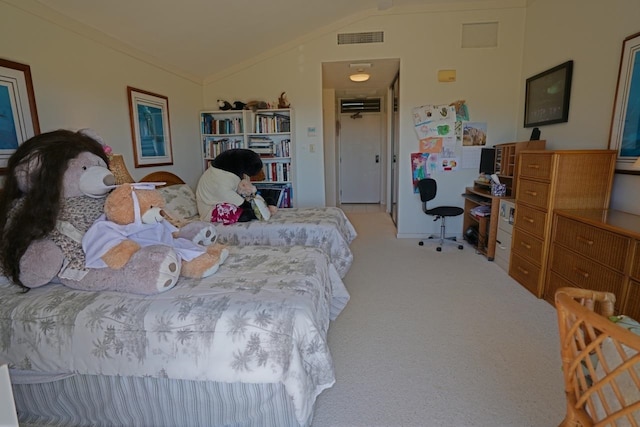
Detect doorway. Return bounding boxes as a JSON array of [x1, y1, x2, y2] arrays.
[[321, 58, 399, 213], [339, 103, 383, 203]]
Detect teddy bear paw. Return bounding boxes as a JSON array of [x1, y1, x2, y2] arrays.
[[155, 249, 181, 291], [177, 222, 218, 246], [192, 225, 217, 246]]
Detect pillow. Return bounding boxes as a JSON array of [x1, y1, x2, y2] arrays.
[[610, 315, 640, 335], [158, 184, 198, 220], [588, 315, 640, 425]]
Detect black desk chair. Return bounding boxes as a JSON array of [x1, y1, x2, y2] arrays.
[[417, 178, 464, 252]]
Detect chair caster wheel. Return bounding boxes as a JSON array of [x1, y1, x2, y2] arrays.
[[418, 241, 424, 246], [458, 245, 464, 250], [436, 247, 442, 252]]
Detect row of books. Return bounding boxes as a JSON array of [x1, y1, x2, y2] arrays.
[[202, 115, 243, 135], [255, 183, 293, 208], [248, 137, 291, 157], [202, 137, 242, 158], [254, 113, 290, 133], [262, 160, 291, 182]]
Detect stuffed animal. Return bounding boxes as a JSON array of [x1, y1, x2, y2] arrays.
[[236, 175, 272, 221], [244, 100, 269, 112], [278, 92, 290, 109], [84, 184, 229, 282], [232, 101, 246, 110], [195, 148, 277, 223], [0, 129, 224, 295], [217, 99, 232, 110]]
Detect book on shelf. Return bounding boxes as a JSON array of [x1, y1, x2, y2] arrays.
[[202, 137, 242, 158], [202, 114, 243, 135], [252, 147, 275, 155], [255, 182, 293, 208], [254, 113, 291, 133]]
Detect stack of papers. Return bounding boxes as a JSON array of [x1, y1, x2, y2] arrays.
[[470, 205, 491, 217]]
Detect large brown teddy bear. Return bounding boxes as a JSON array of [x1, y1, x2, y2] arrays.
[[84, 183, 228, 281]]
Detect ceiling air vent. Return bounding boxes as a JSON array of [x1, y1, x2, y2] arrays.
[[337, 31, 384, 45]]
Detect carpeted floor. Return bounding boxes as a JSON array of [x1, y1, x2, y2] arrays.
[[311, 211, 566, 427]]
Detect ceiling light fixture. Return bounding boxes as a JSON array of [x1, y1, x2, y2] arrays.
[[349, 71, 370, 82], [349, 63, 371, 83]]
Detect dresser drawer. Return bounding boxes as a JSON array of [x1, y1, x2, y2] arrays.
[[554, 215, 630, 272], [514, 204, 547, 239], [545, 271, 623, 313], [511, 228, 544, 265], [549, 244, 625, 293], [516, 179, 551, 210], [519, 153, 553, 180], [510, 252, 542, 297], [632, 241, 640, 281]]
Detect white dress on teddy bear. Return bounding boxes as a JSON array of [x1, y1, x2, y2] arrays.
[[84, 189, 206, 268]]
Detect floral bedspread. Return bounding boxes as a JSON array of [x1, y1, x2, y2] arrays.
[[215, 207, 357, 278], [0, 245, 350, 425]]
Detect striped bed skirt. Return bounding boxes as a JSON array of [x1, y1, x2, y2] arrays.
[[13, 374, 307, 427]]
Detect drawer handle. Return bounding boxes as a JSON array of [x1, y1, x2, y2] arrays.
[[576, 235, 594, 246], [527, 164, 540, 169], [517, 266, 529, 275], [519, 241, 532, 250], [523, 216, 535, 223], [573, 268, 589, 279], [525, 190, 538, 197]]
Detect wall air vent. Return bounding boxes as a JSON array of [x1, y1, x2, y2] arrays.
[[340, 98, 381, 113], [337, 31, 384, 45]]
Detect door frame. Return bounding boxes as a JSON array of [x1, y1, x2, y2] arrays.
[[337, 98, 387, 205]]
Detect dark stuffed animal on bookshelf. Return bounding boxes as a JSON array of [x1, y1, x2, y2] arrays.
[[217, 99, 232, 111], [232, 101, 246, 110]]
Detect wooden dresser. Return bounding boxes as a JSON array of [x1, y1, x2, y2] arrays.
[[509, 150, 616, 298], [545, 209, 640, 318]]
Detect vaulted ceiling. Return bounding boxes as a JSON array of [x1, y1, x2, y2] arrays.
[[8, 0, 524, 95]]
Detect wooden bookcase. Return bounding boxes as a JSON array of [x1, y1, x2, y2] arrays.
[[199, 108, 294, 207]]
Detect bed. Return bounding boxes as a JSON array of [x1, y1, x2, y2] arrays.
[[2, 244, 350, 426], [141, 171, 357, 278]]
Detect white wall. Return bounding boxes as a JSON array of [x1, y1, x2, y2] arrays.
[[6, 0, 636, 228], [204, 2, 527, 237], [0, 2, 204, 188], [519, 0, 640, 215]]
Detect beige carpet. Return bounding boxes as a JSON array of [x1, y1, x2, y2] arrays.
[[311, 211, 565, 427]]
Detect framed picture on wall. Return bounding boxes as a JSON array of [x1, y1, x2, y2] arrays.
[[608, 31, 640, 174], [0, 58, 40, 174], [524, 60, 573, 128], [127, 86, 173, 167]]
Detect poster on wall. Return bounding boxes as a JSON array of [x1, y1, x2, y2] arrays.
[[462, 122, 487, 146], [410, 152, 430, 193], [0, 58, 40, 174], [413, 104, 456, 147]]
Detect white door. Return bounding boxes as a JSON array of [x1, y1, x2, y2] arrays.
[[339, 112, 382, 203]]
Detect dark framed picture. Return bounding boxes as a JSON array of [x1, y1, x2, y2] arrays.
[[608, 32, 640, 174], [127, 86, 173, 168], [524, 60, 573, 128], [0, 58, 40, 175]]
